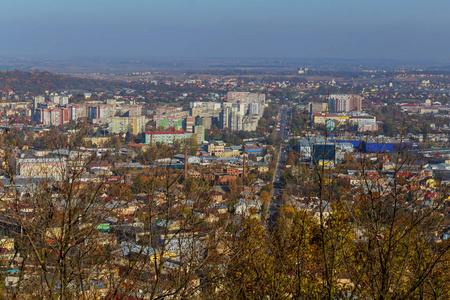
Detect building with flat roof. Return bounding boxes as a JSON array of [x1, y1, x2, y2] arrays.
[[144, 130, 192, 145], [194, 125, 205, 144], [17, 157, 67, 180], [328, 94, 362, 112], [108, 116, 146, 135], [33, 96, 45, 109]]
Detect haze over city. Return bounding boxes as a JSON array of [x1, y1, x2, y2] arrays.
[[0, 1, 449, 299], [2, 0, 450, 61]]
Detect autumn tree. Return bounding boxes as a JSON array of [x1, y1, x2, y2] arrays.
[[187, 135, 198, 156], [0, 121, 225, 300], [344, 145, 450, 299]]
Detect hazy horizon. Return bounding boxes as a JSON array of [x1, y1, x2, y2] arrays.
[[2, 0, 450, 62]]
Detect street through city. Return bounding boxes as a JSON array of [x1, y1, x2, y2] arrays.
[[267, 105, 291, 228]]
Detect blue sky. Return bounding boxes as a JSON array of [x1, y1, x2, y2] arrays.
[[2, 0, 450, 61]]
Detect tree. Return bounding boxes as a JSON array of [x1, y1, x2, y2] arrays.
[[286, 151, 296, 166], [124, 131, 134, 144], [421, 122, 431, 140], [108, 134, 122, 149], [260, 191, 270, 205], [343, 149, 450, 299], [172, 139, 182, 155], [383, 120, 395, 137], [0, 124, 121, 299], [228, 178, 238, 199], [187, 135, 198, 156], [0, 122, 222, 299], [264, 133, 450, 299], [219, 217, 289, 298]]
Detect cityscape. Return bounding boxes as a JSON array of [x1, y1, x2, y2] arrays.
[[0, 0, 449, 299]]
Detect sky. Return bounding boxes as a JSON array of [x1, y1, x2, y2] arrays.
[[2, 0, 450, 61]]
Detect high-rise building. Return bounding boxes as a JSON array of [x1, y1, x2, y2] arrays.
[[328, 94, 362, 112], [194, 125, 205, 144], [32, 108, 69, 126], [184, 117, 195, 132], [49, 95, 69, 105], [68, 105, 87, 121], [33, 96, 45, 109], [230, 110, 242, 131], [227, 92, 265, 104], [242, 116, 259, 132], [50, 95, 60, 104], [59, 96, 69, 106], [89, 105, 110, 119], [220, 106, 232, 130], [118, 105, 142, 117], [108, 116, 146, 135], [249, 103, 263, 116], [349, 95, 362, 111], [199, 117, 212, 129]]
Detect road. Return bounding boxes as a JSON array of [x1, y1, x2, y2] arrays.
[[267, 106, 291, 228]]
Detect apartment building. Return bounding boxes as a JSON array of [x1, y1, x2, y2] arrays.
[[108, 116, 146, 135], [144, 130, 193, 145]]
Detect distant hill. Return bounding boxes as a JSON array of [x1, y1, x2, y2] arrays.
[[0, 70, 120, 95]]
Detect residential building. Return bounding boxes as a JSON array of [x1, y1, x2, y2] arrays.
[[357, 121, 378, 132], [313, 113, 376, 125], [227, 92, 265, 104], [155, 106, 182, 115], [207, 141, 225, 154], [193, 125, 205, 144], [184, 117, 195, 132], [190, 106, 206, 118], [308, 102, 328, 113], [154, 116, 184, 130], [89, 105, 111, 119], [17, 157, 66, 180], [199, 117, 212, 129], [118, 105, 142, 117], [83, 136, 111, 147], [108, 116, 146, 135], [33, 96, 45, 109], [144, 130, 193, 145], [68, 104, 87, 121], [328, 94, 362, 112], [32, 108, 70, 126]]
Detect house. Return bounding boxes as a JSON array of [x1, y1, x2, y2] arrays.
[[210, 191, 223, 203], [257, 164, 270, 173], [235, 199, 260, 215], [203, 174, 216, 181], [225, 167, 240, 177], [218, 175, 237, 184], [188, 170, 202, 179], [313, 200, 333, 225]]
